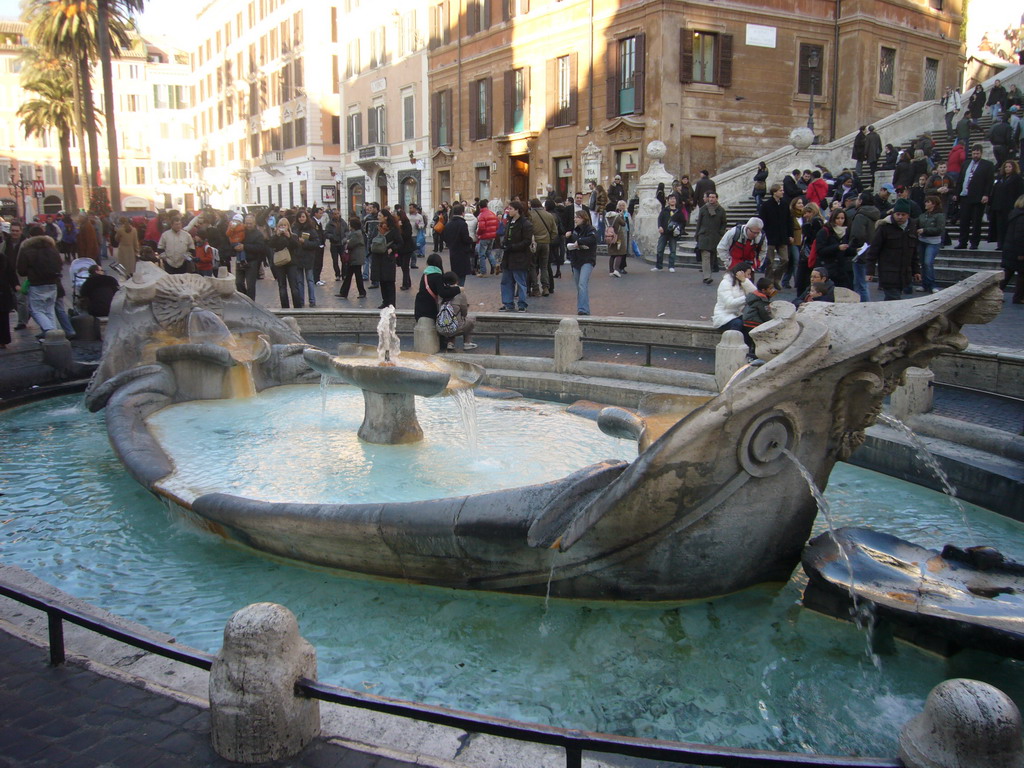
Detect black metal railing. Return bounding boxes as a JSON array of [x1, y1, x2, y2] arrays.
[[0, 580, 900, 768]]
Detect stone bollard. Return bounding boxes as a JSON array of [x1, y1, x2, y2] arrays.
[[890, 366, 934, 420], [40, 329, 74, 377], [715, 330, 749, 391], [413, 316, 440, 354], [554, 317, 583, 373], [899, 678, 1024, 768], [210, 603, 320, 763], [71, 311, 100, 342]]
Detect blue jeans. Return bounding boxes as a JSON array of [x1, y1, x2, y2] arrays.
[[500, 268, 528, 309], [477, 239, 494, 272], [297, 267, 317, 306], [655, 234, 678, 268], [852, 261, 870, 303], [572, 262, 594, 314], [27, 284, 58, 332], [919, 242, 940, 292]]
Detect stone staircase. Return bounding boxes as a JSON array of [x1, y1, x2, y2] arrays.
[[640, 114, 1005, 285]]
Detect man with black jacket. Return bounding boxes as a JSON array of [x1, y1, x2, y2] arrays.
[[865, 199, 921, 300], [955, 144, 995, 250], [759, 184, 791, 288]]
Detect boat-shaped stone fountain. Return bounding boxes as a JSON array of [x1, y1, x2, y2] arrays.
[[85, 262, 1004, 602]]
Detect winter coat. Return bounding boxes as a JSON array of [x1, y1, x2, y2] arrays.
[[852, 131, 867, 161], [916, 210, 946, 241], [414, 269, 461, 320], [0, 236, 21, 313], [864, 131, 883, 163], [267, 233, 300, 263], [752, 168, 769, 195], [1001, 208, 1024, 270], [815, 225, 853, 289], [114, 224, 139, 275], [77, 219, 100, 263], [696, 203, 729, 252], [892, 160, 915, 189], [989, 120, 1013, 147], [325, 218, 349, 251], [607, 212, 628, 257], [987, 84, 1007, 108], [370, 227, 402, 283], [865, 217, 920, 291], [501, 215, 535, 272], [566, 221, 598, 269], [16, 235, 63, 286], [444, 216, 475, 278], [293, 220, 321, 270], [345, 230, 366, 267], [850, 205, 881, 251], [712, 274, 756, 328], [742, 290, 773, 329], [239, 227, 270, 266], [991, 173, 1024, 215], [759, 196, 790, 246], [476, 207, 499, 241], [968, 88, 985, 118], [528, 207, 558, 245]]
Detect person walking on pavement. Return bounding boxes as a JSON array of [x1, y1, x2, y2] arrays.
[[695, 192, 728, 285], [16, 225, 62, 337], [652, 195, 686, 272]]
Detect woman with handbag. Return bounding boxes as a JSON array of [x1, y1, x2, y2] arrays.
[[372, 209, 403, 309], [414, 252, 461, 346], [752, 162, 769, 214], [565, 209, 598, 315], [338, 217, 367, 299], [267, 218, 302, 308], [293, 209, 322, 307]]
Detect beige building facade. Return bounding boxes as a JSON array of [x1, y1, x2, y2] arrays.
[[336, 0, 432, 216], [426, 0, 964, 204]]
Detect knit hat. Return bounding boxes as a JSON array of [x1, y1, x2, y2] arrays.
[[892, 199, 912, 214], [231, 213, 244, 223]]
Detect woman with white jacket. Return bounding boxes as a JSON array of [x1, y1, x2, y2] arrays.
[[712, 261, 756, 332]]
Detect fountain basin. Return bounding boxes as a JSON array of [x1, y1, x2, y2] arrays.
[[803, 527, 1024, 659]]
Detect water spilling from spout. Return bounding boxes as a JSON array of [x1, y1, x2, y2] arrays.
[[376, 306, 401, 364], [781, 448, 883, 666], [876, 413, 974, 541], [452, 388, 478, 454], [187, 307, 233, 347]]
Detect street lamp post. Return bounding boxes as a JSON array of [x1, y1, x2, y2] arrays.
[[806, 49, 820, 141], [8, 165, 32, 222]]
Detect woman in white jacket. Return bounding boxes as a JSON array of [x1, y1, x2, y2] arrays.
[[712, 261, 756, 332]]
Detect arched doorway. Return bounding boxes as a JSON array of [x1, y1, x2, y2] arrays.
[[348, 181, 365, 217], [399, 172, 421, 209], [509, 155, 529, 201], [43, 195, 63, 214], [376, 172, 388, 209]]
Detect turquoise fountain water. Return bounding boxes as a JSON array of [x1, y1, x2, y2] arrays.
[[2, 394, 1022, 757]]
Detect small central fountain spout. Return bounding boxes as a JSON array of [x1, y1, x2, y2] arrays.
[[377, 306, 401, 366]]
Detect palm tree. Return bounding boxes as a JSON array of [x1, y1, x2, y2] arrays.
[[18, 73, 80, 214], [23, 0, 136, 208]]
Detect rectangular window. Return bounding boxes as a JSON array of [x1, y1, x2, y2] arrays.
[[331, 7, 338, 43], [467, 0, 489, 35], [546, 54, 576, 128], [797, 43, 824, 96], [126, 94, 140, 111], [367, 104, 385, 144], [399, 11, 418, 55], [294, 117, 306, 145], [924, 57, 939, 101], [607, 34, 644, 117], [283, 120, 294, 149], [293, 11, 303, 46], [429, 2, 450, 49], [346, 39, 361, 77], [469, 77, 491, 140], [508, 68, 526, 133], [403, 92, 415, 140], [135, 167, 146, 184], [679, 29, 732, 88], [502, 0, 528, 21], [347, 112, 362, 150], [438, 169, 451, 204], [477, 167, 490, 200], [331, 114, 341, 145], [370, 26, 386, 68], [281, 20, 290, 54], [332, 55, 339, 93], [431, 88, 453, 147], [879, 46, 896, 96]]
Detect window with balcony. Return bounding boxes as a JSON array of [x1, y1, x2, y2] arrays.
[[879, 46, 896, 96], [607, 34, 644, 117], [546, 54, 577, 128], [469, 77, 491, 140], [504, 67, 527, 133], [679, 30, 732, 87], [367, 104, 386, 144]]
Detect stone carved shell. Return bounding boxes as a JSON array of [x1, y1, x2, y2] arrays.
[[152, 274, 224, 331]]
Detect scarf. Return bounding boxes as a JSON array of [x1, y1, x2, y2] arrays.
[[832, 225, 847, 238], [424, 266, 442, 276]]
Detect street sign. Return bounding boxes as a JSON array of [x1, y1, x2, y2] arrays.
[[32, 179, 45, 198]]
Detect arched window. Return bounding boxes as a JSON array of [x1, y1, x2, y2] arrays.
[[348, 181, 364, 217], [43, 195, 63, 214], [400, 175, 419, 208]]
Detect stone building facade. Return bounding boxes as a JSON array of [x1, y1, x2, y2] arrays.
[[425, 0, 964, 204]]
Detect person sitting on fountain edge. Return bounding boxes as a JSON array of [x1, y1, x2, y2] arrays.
[[437, 271, 477, 351], [415, 253, 461, 347]]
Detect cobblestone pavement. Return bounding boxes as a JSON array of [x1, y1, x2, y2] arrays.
[[0, 631, 418, 768]]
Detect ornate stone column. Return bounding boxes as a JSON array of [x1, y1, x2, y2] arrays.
[[632, 141, 674, 262]]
